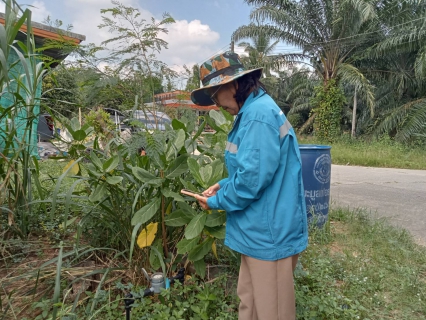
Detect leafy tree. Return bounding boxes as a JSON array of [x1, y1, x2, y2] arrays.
[[41, 65, 81, 118], [236, 21, 279, 77], [275, 67, 319, 131], [184, 64, 201, 92], [359, 2, 426, 141], [98, 0, 176, 103]]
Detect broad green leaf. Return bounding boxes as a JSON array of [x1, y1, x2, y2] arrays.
[[62, 160, 80, 176], [191, 305, 201, 314], [72, 129, 87, 142], [188, 157, 205, 188], [70, 118, 81, 132], [185, 213, 207, 239], [222, 108, 235, 122], [103, 156, 119, 173], [106, 176, 123, 185], [85, 164, 103, 178], [89, 183, 107, 203], [184, 139, 196, 154], [176, 236, 200, 255], [132, 197, 161, 225], [131, 166, 162, 185], [161, 188, 185, 202], [179, 177, 198, 192], [171, 119, 186, 131], [178, 202, 197, 218], [205, 226, 226, 239], [209, 159, 224, 185], [209, 109, 227, 126], [137, 222, 158, 248], [205, 211, 226, 227], [166, 129, 186, 160], [90, 151, 103, 170], [165, 155, 188, 179], [205, 113, 224, 133], [199, 166, 213, 185], [81, 123, 94, 135], [149, 239, 163, 271], [165, 209, 191, 227], [188, 237, 214, 261], [193, 259, 206, 278]]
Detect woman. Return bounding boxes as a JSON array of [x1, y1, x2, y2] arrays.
[[191, 51, 308, 320]]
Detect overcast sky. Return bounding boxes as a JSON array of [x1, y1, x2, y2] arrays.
[[1, 1, 256, 67]]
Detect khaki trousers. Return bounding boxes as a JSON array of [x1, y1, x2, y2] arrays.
[[237, 254, 299, 320]]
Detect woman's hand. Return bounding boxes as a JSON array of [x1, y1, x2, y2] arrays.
[[194, 194, 210, 210], [202, 183, 220, 197], [194, 184, 220, 210]]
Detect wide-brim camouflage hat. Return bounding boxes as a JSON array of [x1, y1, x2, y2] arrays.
[[191, 51, 262, 106]]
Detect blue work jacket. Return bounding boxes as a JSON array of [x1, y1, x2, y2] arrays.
[[207, 89, 308, 261]]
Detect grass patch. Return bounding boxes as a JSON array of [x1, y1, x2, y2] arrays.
[[297, 207, 426, 319], [2, 208, 425, 319], [298, 135, 426, 169]]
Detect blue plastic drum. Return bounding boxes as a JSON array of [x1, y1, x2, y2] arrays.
[[299, 145, 332, 227]]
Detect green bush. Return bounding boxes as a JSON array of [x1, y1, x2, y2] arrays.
[[312, 80, 346, 142]]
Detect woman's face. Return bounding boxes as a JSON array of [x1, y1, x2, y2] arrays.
[[209, 82, 240, 115]]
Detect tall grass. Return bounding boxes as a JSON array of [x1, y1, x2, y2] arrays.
[[298, 135, 426, 169], [296, 207, 426, 319], [0, 0, 47, 238]]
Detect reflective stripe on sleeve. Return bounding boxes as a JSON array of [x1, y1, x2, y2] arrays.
[[225, 141, 238, 154], [279, 119, 292, 139]]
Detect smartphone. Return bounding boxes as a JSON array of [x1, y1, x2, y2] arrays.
[[180, 189, 204, 198]]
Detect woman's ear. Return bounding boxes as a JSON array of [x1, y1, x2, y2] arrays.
[[233, 80, 238, 90]]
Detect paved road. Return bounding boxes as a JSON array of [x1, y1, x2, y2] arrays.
[[331, 165, 426, 245]]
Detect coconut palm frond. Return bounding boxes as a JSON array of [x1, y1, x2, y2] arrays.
[[289, 102, 312, 114], [395, 98, 426, 141], [414, 46, 426, 80], [337, 63, 375, 115]]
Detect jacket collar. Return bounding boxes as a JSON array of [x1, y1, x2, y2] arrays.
[[238, 88, 267, 115]]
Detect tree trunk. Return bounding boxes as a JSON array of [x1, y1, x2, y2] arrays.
[[351, 88, 357, 138]]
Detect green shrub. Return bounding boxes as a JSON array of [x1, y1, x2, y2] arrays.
[[312, 80, 346, 142]]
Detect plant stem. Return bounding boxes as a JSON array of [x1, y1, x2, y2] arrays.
[[161, 195, 169, 258], [160, 171, 168, 258]]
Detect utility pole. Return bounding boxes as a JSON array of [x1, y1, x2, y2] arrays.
[[351, 88, 357, 138], [230, 41, 234, 53]]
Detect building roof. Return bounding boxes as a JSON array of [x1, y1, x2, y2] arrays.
[[153, 91, 219, 111], [0, 12, 85, 65]]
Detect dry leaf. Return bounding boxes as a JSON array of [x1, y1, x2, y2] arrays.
[[63, 160, 79, 175], [137, 222, 158, 248]]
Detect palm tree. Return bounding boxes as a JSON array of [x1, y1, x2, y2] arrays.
[[234, 0, 378, 113], [365, 4, 426, 142], [236, 22, 280, 77], [235, 0, 426, 140]]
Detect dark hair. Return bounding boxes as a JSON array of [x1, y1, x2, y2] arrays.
[[234, 70, 267, 106]]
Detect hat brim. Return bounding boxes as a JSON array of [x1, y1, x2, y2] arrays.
[[191, 67, 263, 106]]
